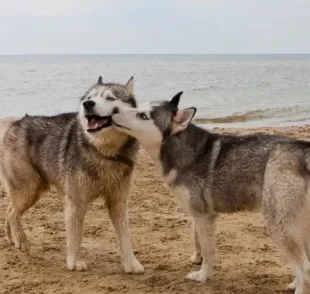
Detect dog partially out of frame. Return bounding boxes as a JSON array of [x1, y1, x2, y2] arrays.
[[0, 76, 144, 274], [112, 92, 310, 293]]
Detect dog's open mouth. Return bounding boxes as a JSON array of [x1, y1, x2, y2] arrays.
[[86, 115, 112, 132]]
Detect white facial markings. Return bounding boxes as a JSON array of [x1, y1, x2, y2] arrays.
[[137, 102, 152, 113], [87, 88, 97, 98], [112, 105, 164, 161], [150, 100, 164, 107], [80, 86, 129, 119], [101, 89, 116, 100], [78, 85, 136, 139]]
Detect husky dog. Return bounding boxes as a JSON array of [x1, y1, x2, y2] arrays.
[[0, 76, 144, 274], [112, 92, 310, 293]]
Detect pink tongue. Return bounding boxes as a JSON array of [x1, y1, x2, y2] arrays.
[[87, 119, 103, 129]]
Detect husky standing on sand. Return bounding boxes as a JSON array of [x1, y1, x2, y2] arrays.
[[0, 76, 144, 274], [112, 92, 310, 293]]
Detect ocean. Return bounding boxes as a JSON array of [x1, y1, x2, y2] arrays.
[[0, 54, 309, 128]]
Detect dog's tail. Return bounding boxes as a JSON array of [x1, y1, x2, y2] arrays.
[[0, 117, 19, 197], [303, 147, 310, 174], [0, 117, 18, 143]]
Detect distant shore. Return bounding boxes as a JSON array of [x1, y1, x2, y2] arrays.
[[210, 125, 310, 139]]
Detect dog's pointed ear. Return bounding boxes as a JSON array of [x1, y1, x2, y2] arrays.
[[126, 76, 134, 95], [173, 107, 196, 133], [97, 76, 103, 84], [170, 91, 183, 107]]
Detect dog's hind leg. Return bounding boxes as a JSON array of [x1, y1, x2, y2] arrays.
[[1, 180, 12, 244], [279, 237, 310, 294], [263, 154, 310, 294], [65, 196, 88, 271], [6, 183, 42, 252], [5, 202, 13, 245], [265, 208, 310, 293], [186, 215, 216, 283], [106, 189, 144, 274], [190, 220, 203, 264], [267, 228, 310, 293]]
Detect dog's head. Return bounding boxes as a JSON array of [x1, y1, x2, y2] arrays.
[[111, 92, 196, 147], [79, 76, 136, 136]]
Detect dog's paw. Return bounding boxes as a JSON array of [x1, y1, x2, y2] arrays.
[[67, 259, 88, 271], [287, 278, 297, 291], [123, 258, 145, 274], [5, 233, 14, 246], [186, 270, 209, 283], [14, 235, 31, 252], [190, 252, 203, 265]]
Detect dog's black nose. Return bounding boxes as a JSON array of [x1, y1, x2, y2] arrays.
[[83, 100, 95, 111], [112, 107, 119, 114]]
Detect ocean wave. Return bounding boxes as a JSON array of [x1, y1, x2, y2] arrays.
[[190, 85, 222, 92], [194, 106, 310, 124]]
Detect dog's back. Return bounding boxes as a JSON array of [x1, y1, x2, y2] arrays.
[[211, 132, 307, 212], [160, 125, 303, 212], [1, 113, 79, 187]]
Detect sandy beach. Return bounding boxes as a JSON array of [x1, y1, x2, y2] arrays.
[[1, 125, 310, 294]]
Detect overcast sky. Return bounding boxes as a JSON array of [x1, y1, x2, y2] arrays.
[[0, 0, 309, 54]]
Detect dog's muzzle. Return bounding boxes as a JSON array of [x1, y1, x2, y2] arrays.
[[85, 114, 112, 132], [83, 100, 96, 111], [83, 100, 112, 132]]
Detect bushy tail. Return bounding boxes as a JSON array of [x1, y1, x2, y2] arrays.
[[0, 117, 19, 197], [304, 148, 310, 172], [0, 117, 18, 143]]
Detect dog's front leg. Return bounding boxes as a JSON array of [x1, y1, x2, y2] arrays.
[[106, 191, 144, 274], [65, 196, 88, 271], [186, 215, 215, 283], [190, 220, 203, 264]]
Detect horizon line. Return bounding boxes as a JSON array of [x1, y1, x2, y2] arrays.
[[1, 53, 310, 56]]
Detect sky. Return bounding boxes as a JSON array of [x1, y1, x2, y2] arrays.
[[0, 0, 309, 54]]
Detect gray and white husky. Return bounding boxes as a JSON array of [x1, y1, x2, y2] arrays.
[[112, 92, 310, 293], [0, 76, 144, 274]]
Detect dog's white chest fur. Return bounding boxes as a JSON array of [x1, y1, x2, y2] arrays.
[[163, 168, 178, 186], [163, 169, 192, 213]]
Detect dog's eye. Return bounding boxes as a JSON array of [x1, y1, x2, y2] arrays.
[[137, 112, 149, 120], [106, 97, 116, 101], [87, 96, 91, 100]]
